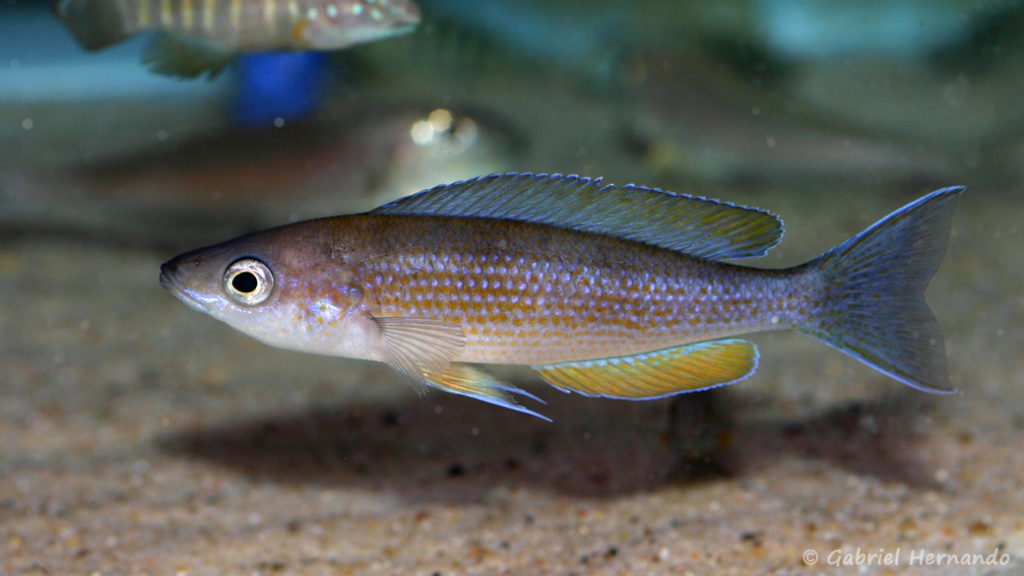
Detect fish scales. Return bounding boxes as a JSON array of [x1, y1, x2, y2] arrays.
[[350, 216, 808, 365], [160, 173, 962, 419]]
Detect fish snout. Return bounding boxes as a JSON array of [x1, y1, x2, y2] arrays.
[[159, 260, 181, 293], [159, 256, 219, 314]]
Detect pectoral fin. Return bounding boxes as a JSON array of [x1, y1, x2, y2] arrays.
[[532, 339, 759, 399], [373, 316, 549, 419], [373, 316, 466, 380]]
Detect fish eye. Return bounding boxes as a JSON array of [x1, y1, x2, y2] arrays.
[[223, 258, 274, 306]]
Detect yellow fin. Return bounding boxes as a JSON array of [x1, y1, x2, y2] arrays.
[[374, 316, 546, 418], [423, 364, 550, 421], [532, 339, 759, 399]]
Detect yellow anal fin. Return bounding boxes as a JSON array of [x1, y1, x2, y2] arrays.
[[533, 339, 759, 399], [423, 364, 550, 421]]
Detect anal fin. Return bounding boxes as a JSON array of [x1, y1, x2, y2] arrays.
[[533, 339, 759, 399], [143, 33, 236, 79]]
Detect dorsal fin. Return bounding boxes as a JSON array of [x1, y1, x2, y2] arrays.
[[372, 173, 783, 260]]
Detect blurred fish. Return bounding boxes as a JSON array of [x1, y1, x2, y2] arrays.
[[55, 0, 421, 77], [416, 0, 626, 83], [0, 104, 522, 245], [625, 53, 957, 186], [161, 173, 962, 420], [754, 0, 1017, 61]]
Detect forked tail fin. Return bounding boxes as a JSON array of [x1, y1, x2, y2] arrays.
[[799, 187, 964, 393]]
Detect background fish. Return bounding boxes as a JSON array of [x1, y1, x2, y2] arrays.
[[55, 0, 421, 77], [160, 173, 962, 420], [0, 103, 521, 247]]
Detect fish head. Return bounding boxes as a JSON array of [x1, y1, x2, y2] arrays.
[[301, 0, 421, 50], [160, 221, 381, 360]]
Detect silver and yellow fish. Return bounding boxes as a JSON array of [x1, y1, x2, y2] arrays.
[[56, 0, 421, 77], [161, 173, 962, 420]]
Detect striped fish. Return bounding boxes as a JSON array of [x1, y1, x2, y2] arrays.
[[55, 0, 420, 77], [160, 173, 962, 420]]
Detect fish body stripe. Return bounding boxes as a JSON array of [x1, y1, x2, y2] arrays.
[[229, 0, 241, 33], [263, 0, 275, 36], [160, 0, 172, 27], [181, 0, 194, 30], [137, 0, 151, 27], [202, 0, 215, 33]]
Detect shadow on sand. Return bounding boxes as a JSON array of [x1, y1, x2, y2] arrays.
[[157, 384, 943, 503]]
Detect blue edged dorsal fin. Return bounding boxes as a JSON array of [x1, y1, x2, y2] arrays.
[[372, 173, 783, 260], [532, 339, 759, 399]]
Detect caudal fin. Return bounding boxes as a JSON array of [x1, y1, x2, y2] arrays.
[[799, 187, 964, 393]]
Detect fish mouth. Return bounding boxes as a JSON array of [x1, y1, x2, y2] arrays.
[[159, 262, 177, 292], [160, 260, 213, 314]]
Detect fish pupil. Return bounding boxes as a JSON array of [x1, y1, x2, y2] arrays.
[[232, 271, 259, 293]]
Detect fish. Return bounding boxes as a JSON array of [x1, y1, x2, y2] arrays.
[[160, 173, 963, 420], [1, 104, 519, 246], [626, 52, 956, 186], [55, 0, 421, 78]]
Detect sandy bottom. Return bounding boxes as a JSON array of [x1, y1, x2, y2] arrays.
[[2, 179, 1022, 576]]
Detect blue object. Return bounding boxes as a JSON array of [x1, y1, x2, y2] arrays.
[[234, 51, 328, 128], [756, 0, 972, 60]]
